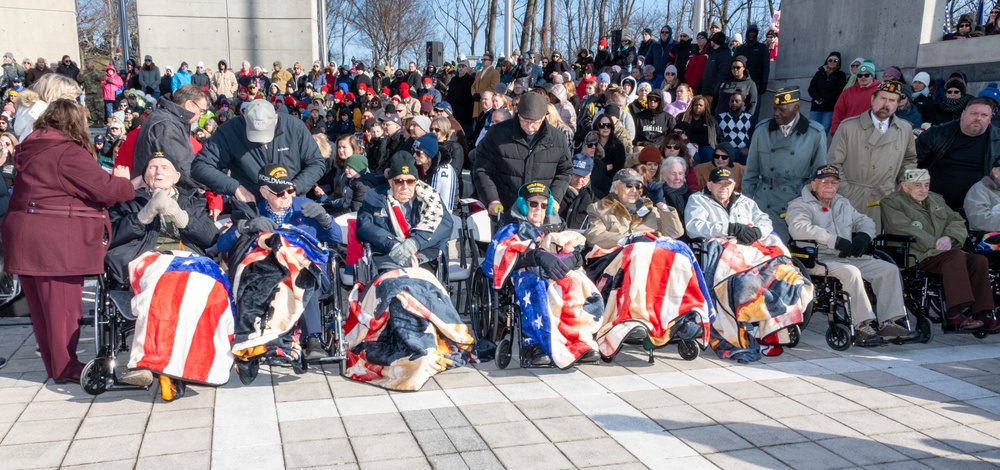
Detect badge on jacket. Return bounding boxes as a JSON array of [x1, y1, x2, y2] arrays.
[[911, 220, 922, 230]]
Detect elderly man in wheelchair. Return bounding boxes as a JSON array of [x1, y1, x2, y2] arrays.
[[882, 169, 999, 332], [786, 165, 910, 345], [105, 152, 221, 388], [217, 163, 343, 364]]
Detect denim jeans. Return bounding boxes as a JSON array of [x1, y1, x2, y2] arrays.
[[810, 111, 833, 135]]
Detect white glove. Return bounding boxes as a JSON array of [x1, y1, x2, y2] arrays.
[[137, 190, 170, 225], [160, 197, 189, 229]]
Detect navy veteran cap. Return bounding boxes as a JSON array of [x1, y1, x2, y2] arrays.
[[812, 164, 842, 180], [709, 166, 735, 183]]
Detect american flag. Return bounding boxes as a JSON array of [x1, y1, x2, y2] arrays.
[[127, 252, 235, 385]]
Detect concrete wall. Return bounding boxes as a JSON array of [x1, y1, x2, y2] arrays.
[[136, 0, 320, 72], [0, 0, 81, 66]]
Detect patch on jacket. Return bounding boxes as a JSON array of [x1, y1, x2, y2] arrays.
[[911, 220, 922, 230]]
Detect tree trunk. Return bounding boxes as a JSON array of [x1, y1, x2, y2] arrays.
[[540, 0, 550, 56], [520, 0, 537, 53], [486, 0, 499, 54]]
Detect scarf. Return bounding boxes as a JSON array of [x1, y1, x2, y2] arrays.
[[385, 180, 445, 250]]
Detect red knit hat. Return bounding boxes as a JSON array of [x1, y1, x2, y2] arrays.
[[599, 38, 608, 48], [638, 146, 661, 164]]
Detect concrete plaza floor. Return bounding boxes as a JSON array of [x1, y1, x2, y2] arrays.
[[2, 316, 1000, 469]]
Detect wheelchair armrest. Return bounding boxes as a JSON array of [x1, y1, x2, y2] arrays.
[[875, 234, 916, 244], [788, 239, 820, 247]]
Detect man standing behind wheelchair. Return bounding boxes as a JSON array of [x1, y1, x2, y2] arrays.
[[881, 169, 998, 331], [786, 165, 910, 344], [216, 163, 344, 360]]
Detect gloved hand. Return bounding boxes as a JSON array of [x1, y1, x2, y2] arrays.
[[137, 189, 171, 225], [533, 250, 570, 280], [239, 217, 278, 234], [159, 197, 189, 229], [300, 201, 333, 227], [388, 238, 419, 266], [728, 223, 761, 245], [851, 232, 872, 257], [835, 237, 853, 258]]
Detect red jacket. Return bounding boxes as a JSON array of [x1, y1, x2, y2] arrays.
[[2, 129, 134, 276], [831, 80, 881, 136], [685, 48, 709, 91]]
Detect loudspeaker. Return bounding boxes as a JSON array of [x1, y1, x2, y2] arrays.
[[611, 29, 623, 47], [426, 41, 444, 67]]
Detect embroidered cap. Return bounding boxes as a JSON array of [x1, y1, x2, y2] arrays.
[[812, 164, 842, 180], [258, 163, 294, 192], [518, 181, 551, 199], [388, 151, 417, 178], [709, 166, 735, 183], [903, 169, 930, 182], [773, 87, 801, 105], [877, 80, 905, 97]]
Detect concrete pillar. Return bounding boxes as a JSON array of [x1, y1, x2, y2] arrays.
[[0, 0, 81, 65]]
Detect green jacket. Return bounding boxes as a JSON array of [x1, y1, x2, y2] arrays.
[[880, 189, 967, 262]]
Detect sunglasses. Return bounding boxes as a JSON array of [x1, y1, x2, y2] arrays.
[[665, 72, 676, 75], [392, 178, 417, 187], [857, 73, 872, 78], [622, 182, 641, 189], [660, 31, 669, 34], [664, 145, 681, 150], [267, 187, 295, 197], [827, 58, 840, 63], [713, 154, 730, 160], [585, 142, 597, 148], [649, 97, 661, 102], [431, 127, 441, 132], [731, 66, 744, 70], [528, 200, 548, 209], [958, 23, 971, 27], [946, 89, 961, 94], [598, 122, 613, 129]]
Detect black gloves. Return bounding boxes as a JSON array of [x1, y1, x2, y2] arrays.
[[533, 250, 570, 280], [728, 223, 762, 245], [240, 217, 278, 234], [301, 201, 333, 227], [835, 237, 853, 258], [851, 232, 872, 257]]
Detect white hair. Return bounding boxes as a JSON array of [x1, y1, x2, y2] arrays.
[[663, 156, 687, 171]]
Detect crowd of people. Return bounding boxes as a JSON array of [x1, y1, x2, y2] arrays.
[[0, 10, 998, 389]]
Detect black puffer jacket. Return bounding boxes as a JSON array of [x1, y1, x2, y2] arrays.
[[699, 46, 733, 97], [807, 66, 848, 113], [105, 188, 218, 284], [473, 119, 573, 211], [133, 99, 198, 179]]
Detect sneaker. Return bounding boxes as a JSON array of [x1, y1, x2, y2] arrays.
[[304, 336, 328, 362], [854, 323, 884, 347], [878, 322, 910, 338], [119, 369, 154, 387]]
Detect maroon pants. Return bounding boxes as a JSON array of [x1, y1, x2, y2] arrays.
[[920, 250, 995, 313], [21, 275, 86, 381]]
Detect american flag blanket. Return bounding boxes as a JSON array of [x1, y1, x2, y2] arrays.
[[592, 238, 714, 359], [483, 223, 604, 369], [231, 228, 328, 370], [127, 251, 235, 385], [702, 234, 813, 363], [344, 268, 474, 391]]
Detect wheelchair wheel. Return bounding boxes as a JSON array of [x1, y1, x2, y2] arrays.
[[159, 375, 186, 402], [80, 358, 109, 395], [974, 330, 990, 339], [677, 340, 700, 360], [495, 338, 512, 369], [917, 316, 934, 343], [826, 324, 852, 351], [469, 271, 496, 342], [786, 325, 801, 348]]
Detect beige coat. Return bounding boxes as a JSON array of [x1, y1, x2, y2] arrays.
[[584, 195, 683, 249], [210, 69, 238, 100], [471, 66, 500, 116], [786, 185, 876, 258], [827, 112, 917, 230]]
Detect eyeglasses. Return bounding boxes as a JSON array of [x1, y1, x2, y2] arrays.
[[598, 122, 613, 129], [946, 89, 961, 95], [713, 154, 730, 160], [391, 178, 417, 187], [266, 187, 295, 197], [664, 144, 681, 150], [528, 200, 548, 209], [857, 73, 872, 78], [827, 58, 840, 63], [958, 23, 971, 27], [816, 179, 840, 186]]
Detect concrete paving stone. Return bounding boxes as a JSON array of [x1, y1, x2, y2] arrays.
[[922, 378, 996, 401], [18, 399, 92, 423], [414, 428, 458, 455], [641, 371, 704, 389], [428, 453, 468, 470], [671, 424, 755, 454], [742, 395, 816, 420], [920, 426, 1000, 454], [757, 377, 827, 396], [458, 402, 525, 425], [836, 387, 917, 410], [2, 416, 81, 445], [390, 390, 453, 412], [31, 382, 96, 402], [643, 403, 716, 430], [591, 373, 658, 393], [74, 412, 149, 439], [534, 415, 608, 442], [767, 359, 837, 377], [475, 419, 547, 448], [63, 461, 136, 470], [683, 366, 750, 385], [538, 373, 610, 398], [432, 370, 491, 389], [666, 384, 733, 405], [213, 421, 280, 450], [961, 375, 1000, 394], [493, 442, 575, 469], [342, 412, 407, 437], [445, 385, 508, 406], [872, 430, 963, 459], [974, 448, 1000, 466], [280, 416, 348, 442], [335, 395, 397, 417], [964, 358, 1000, 375], [429, 407, 470, 427], [921, 362, 987, 380], [810, 357, 875, 374], [443, 426, 488, 452], [919, 454, 998, 469], [924, 402, 1000, 425], [793, 391, 868, 414], [351, 432, 423, 462], [401, 409, 440, 432], [0, 440, 70, 469], [614, 388, 685, 411], [150, 386, 215, 411], [277, 398, 340, 422], [359, 457, 431, 470], [861, 459, 934, 470], [271, 367, 329, 385], [576, 362, 638, 378], [724, 419, 808, 447], [283, 438, 356, 467], [0, 359, 45, 374], [798, 373, 869, 392], [135, 450, 210, 470], [273, 380, 333, 403], [556, 437, 639, 467], [646, 454, 721, 469], [882, 384, 959, 406], [817, 435, 910, 466], [775, 413, 864, 440], [86, 396, 154, 417], [515, 397, 583, 420], [842, 370, 915, 388], [762, 441, 854, 470], [139, 427, 212, 457], [477, 368, 540, 385], [146, 406, 213, 432], [211, 443, 284, 469], [875, 405, 961, 431], [692, 400, 768, 424], [830, 409, 913, 436], [458, 449, 504, 469], [328, 376, 390, 398], [63, 435, 141, 466], [706, 448, 793, 470], [711, 380, 782, 401], [495, 381, 560, 402]]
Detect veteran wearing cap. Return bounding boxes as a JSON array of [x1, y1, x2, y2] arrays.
[[585, 168, 683, 250], [786, 165, 910, 343], [828, 80, 916, 230], [743, 86, 827, 240], [560, 153, 597, 230], [881, 169, 998, 332], [686, 166, 772, 243], [193, 99, 326, 202]]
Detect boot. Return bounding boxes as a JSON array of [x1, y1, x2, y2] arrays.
[[119, 369, 154, 387], [945, 312, 984, 330], [973, 311, 1000, 333], [304, 336, 328, 361]]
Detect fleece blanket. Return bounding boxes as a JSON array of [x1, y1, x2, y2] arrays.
[[702, 234, 813, 362], [343, 268, 474, 391], [127, 251, 235, 385], [231, 228, 328, 371], [483, 223, 604, 369], [592, 237, 714, 359]]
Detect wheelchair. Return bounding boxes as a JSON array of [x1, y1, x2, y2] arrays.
[[313, 247, 348, 374]]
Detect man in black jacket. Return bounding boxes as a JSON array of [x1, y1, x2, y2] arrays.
[[192, 99, 326, 203], [55, 55, 80, 80], [132, 85, 208, 179], [917, 98, 1000, 208], [633, 89, 676, 147], [474, 92, 572, 220], [734, 24, 770, 105], [560, 153, 596, 229], [699, 32, 733, 108]]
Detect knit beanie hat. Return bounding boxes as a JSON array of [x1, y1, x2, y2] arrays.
[[711, 32, 727, 46], [858, 60, 875, 76], [345, 154, 368, 173], [912, 72, 931, 86], [638, 145, 661, 164]]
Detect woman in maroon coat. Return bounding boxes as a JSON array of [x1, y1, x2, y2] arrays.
[[1, 99, 135, 384]]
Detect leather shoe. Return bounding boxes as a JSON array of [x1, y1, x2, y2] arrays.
[[945, 313, 984, 330], [973, 311, 1000, 333]]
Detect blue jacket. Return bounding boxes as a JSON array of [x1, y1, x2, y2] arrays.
[[217, 197, 342, 252], [356, 183, 453, 256], [171, 70, 192, 92]]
